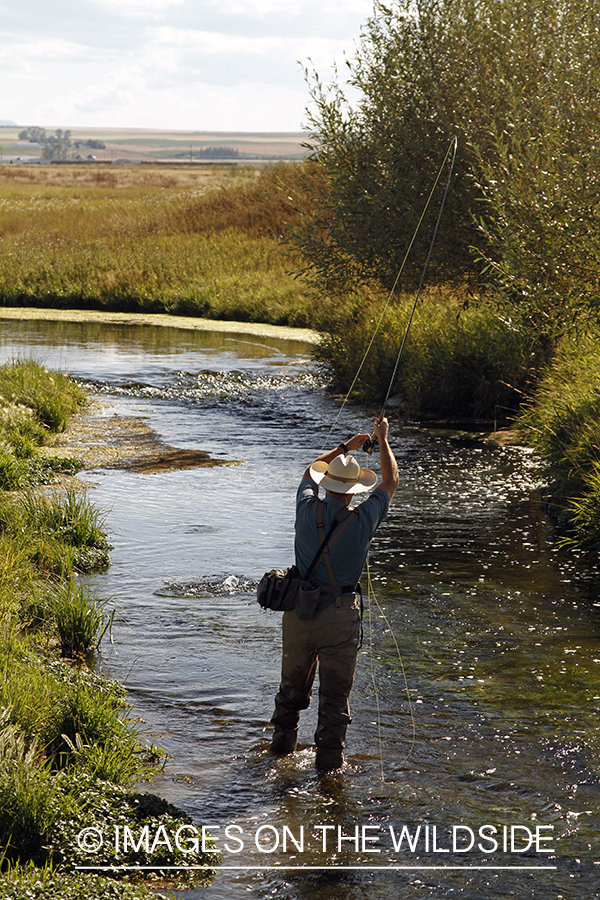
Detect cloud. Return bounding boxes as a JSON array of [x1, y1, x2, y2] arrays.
[[0, 0, 373, 129], [91, 0, 185, 15], [0, 35, 103, 73], [208, 0, 372, 17]]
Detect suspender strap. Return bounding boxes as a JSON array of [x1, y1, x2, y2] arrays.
[[302, 501, 354, 581], [315, 500, 355, 594]]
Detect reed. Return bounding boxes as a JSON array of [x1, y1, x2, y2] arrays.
[[0, 491, 110, 577], [46, 580, 113, 659]]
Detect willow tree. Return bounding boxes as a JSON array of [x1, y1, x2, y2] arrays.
[[295, 0, 600, 340]]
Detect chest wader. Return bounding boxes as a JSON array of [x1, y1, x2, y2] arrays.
[[271, 501, 362, 771]]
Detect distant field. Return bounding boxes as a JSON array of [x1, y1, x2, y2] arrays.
[[0, 126, 308, 163]]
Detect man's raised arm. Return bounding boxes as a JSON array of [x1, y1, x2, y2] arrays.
[[373, 417, 399, 502]]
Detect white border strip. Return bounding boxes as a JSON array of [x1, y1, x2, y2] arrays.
[[75, 864, 557, 871]]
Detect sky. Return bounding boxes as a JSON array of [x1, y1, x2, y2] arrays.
[[0, 0, 375, 132]]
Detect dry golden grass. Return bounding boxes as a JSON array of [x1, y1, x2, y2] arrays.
[[0, 163, 233, 191], [0, 162, 315, 326]]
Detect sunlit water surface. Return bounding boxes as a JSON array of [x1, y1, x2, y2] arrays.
[[1, 317, 599, 899]]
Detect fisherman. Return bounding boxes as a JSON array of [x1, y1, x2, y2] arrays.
[[270, 417, 399, 773]]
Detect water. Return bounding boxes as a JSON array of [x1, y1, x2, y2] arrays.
[[1, 315, 599, 899]]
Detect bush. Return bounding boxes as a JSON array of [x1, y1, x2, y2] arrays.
[[296, 0, 600, 342]]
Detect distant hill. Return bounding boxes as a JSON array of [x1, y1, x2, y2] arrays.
[[0, 120, 17, 127]]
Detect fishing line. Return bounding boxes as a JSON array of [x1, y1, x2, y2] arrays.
[[366, 557, 416, 781], [361, 141, 456, 777], [321, 136, 458, 452], [377, 136, 458, 421], [360, 140, 457, 779], [316, 139, 457, 780]]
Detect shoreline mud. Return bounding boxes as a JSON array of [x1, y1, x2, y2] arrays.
[[46, 398, 245, 475]]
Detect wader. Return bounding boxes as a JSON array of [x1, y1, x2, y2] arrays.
[[271, 501, 360, 772]]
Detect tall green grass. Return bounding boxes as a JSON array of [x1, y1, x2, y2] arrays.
[[313, 290, 539, 421], [47, 581, 113, 659], [0, 359, 86, 488], [517, 335, 600, 546], [0, 359, 87, 432], [0, 491, 111, 578]]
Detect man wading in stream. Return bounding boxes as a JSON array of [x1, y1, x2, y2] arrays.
[[270, 417, 399, 774]]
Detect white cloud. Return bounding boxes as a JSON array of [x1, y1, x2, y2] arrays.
[[0, 36, 98, 68], [0, 0, 373, 130], [92, 0, 185, 14], [209, 0, 372, 17]]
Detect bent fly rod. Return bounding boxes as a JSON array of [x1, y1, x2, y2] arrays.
[[363, 136, 458, 453]]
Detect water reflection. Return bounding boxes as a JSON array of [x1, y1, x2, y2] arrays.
[[1, 315, 599, 900]]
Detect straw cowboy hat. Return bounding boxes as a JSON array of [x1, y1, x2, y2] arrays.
[[309, 454, 377, 495]]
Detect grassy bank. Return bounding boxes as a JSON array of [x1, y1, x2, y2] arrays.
[[517, 335, 600, 550], [0, 162, 314, 326], [312, 289, 542, 423], [0, 360, 218, 897]]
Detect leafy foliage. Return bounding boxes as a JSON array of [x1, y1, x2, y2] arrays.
[[313, 290, 533, 419], [296, 0, 600, 339]]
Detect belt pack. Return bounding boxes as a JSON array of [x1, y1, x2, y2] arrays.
[[257, 501, 355, 617], [256, 564, 301, 612]]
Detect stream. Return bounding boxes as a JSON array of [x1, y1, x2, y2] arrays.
[[1, 314, 599, 899]]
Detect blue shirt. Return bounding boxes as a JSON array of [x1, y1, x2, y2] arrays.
[[294, 479, 389, 589]]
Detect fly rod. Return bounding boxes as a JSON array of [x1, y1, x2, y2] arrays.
[[363, 136, 458, 453]]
